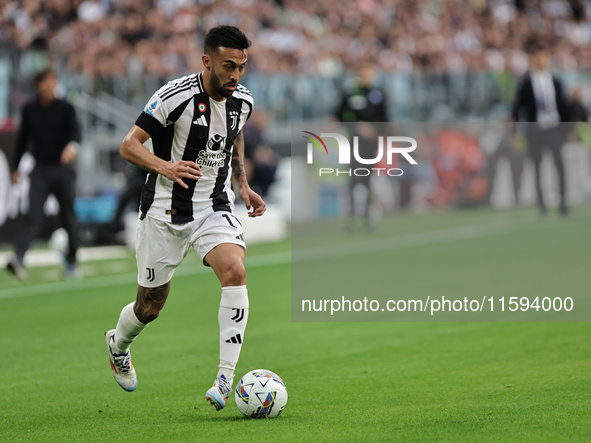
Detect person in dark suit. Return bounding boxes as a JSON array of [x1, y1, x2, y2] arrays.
[[512, 40, 571, 215], [337, 62, 388, 231], [6, 68, 82, 280]]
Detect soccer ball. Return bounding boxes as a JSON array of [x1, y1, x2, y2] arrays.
[[234, 369, 288, 418]]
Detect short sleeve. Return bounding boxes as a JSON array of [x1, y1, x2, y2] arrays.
[[144, 94, 168, 126], [135, 94, 169, 138], [238, 97, 254, 132]]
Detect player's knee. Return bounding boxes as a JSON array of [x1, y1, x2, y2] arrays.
[[220, 261, 246, 286], [134, 300, 162, 323], [134, 282, 170, 323]]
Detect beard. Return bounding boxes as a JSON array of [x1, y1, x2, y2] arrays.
[[210, 66, 235, 98]]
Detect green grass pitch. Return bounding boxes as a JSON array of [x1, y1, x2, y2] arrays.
[[1, 207, 590, 442]]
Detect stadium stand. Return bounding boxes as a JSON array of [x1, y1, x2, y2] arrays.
[[0, 0, 590, 240]]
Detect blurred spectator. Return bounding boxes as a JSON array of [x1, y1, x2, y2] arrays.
[[570, 86, 590, 123], [486, 121, 526, 206], [77, 0, 107, 24], [393, 128, 437, 213], [512, 39, 572, 215], [569, 86, 591, 149], [336, 61, 388, 231], [2, 0, 591, 93], [0, 0, 590, 127], [110, 165, 148, 233], [242, 109, 278, 198]]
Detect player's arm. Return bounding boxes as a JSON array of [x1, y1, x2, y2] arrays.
[[231, 130, 266, 217], [120, 125, 202, 189]]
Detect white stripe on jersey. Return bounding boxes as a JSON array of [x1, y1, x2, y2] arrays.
[[209, 99, 227, 139]]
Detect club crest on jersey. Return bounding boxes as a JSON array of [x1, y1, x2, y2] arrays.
[[206, 134, 226, 152], [229, 110, 240, 131]]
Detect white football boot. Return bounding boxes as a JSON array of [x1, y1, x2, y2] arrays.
[[105, 329, 137, 392], [205, 374, 233, 410], [6, 259, 27, 281]]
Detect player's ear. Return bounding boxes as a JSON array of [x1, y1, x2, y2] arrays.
[[202, 54, 211, 70]]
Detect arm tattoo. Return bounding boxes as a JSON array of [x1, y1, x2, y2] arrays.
[[134, 282, 171, 323], [231, 157, 247, 186], [232, 131, 247, 186]]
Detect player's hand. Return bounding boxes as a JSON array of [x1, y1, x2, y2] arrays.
[[162, 160, 203, 189], [11, 171, 20, 184], [240, 187, 266, 217], [60, 142, 78, 164]]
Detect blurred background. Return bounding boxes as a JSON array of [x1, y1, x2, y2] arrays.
[[3, 3, 591, 439], [1, 0, 591, 253]]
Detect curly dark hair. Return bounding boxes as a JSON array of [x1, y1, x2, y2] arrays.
[[204, 25, 251, 55]]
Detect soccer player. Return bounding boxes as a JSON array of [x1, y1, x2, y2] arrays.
[[105, 25, 265, 411]]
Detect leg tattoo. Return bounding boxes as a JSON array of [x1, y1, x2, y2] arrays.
[[134, 282, 171, 324]]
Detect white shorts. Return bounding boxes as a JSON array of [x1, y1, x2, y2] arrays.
[[135, 211, 246, 287]]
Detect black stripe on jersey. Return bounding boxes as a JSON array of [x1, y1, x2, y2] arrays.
[[138, 98, 192, 220], [139, 173, 158, 220], [232, 93, 253, 126], [139, 125, 175, 219], [170, 93, 210, 223], [161, 77, 201, 102], [167, 97, 193, 124], [210, 150, 232, 212], [232, 87, 254, 122], [243, 97, 254, 122]]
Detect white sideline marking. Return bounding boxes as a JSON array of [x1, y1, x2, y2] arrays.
[[0, 217, 535, 301], [0, 246, 129, 268], [0, 251, 292, 301]]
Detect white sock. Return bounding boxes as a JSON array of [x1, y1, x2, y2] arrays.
[[217, 285, 249, 380], [113, 302, 148, 353]]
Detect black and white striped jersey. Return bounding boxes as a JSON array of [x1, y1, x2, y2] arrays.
[[134, 72, 254, 224]]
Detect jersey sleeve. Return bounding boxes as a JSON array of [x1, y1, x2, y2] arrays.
[[238, 95, 254, 133], [135, 93, 169, 138], [232, 84, 254, 133]]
